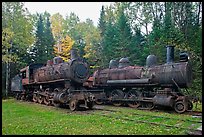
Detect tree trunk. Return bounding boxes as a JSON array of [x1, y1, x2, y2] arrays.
[[5, 62, 10, 98]]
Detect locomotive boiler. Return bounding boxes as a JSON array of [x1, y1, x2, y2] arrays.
[[34, 49, 89, 84], [11, 49, 95, 111], [87, 45, 193, 113]]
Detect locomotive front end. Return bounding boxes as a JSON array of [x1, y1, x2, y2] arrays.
[[34, 49, 89, 84], [146, 45, 193, 88], [69, 49, 90, 84]]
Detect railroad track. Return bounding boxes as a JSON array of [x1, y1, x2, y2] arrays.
[[87, 105, 202, 134], [20, 100, 202, 134], [94, 107, 202, 123]]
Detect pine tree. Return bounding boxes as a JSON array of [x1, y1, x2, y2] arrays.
[[98, 6, 106, 39], [44, 15, 55, 60], [32, 14, 46, 63], [115, 6, 133, 59]]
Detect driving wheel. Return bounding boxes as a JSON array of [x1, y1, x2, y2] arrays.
[[111, 89, 124, 107], [69, 99, 78, 111], [174, 101, 186, 113], [127, 91, 140, 108]]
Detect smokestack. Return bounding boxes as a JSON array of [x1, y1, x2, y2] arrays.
[[166, 45, 174, 63], [70, 48, 78, 60]]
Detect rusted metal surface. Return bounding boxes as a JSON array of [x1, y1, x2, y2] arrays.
[[93, 66, 143, 86], [93, 61, 192, 88], [34, 53, 89, 84], [146, 55, 157, 67], [107, 78, 150, 84], [109, 60, 118, 69], [83, 76, 94, 87], [118, 57, 130, 68], [145, 61, 192, 88], [152, 94, 174, 107], [93, 44, 192, 88]]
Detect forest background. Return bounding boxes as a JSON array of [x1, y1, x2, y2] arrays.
[[2, 2, 202, 99]]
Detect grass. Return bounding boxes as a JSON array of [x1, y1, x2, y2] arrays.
[[2, 98, 202, 135]]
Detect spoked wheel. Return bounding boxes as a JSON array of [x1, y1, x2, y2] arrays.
[[20, 94, 26, 101], [174, 101, 187, 113], [95, 99, 103, 105], [187, 100, 193, 111], [87, 101, 94, 109], [15, 93, 20, 100], [44, 95, 50, 106], [126, 91, 140, 108], [33, 93, 38, 103], [69, 99, 78, 111], [38, 95, 44, 104], [25, 94, 30, 101], [111, 89, 124, 107], [144, 102, 155, 110], [44, 88, 51, 105]]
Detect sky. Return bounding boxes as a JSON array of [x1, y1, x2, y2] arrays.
[[24, 2, 114, 27]]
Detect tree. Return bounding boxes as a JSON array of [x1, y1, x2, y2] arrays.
[[2, 2, 35, 63], [97, 5, 107, 67], [50, 13, 64, 44], [44, 14, 55, 60], [63, 12, 80, 38], [31, 14, 47, 63], [83, 25, 101, 69], [2, 2, 35, 97], [115, 5, 133, 58], [53, 35, 74, 62]]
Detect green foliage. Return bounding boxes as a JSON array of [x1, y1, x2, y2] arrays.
[[2, 2, 35, 65], [44, 14, 55, 60], [30, 12, 55, 64]]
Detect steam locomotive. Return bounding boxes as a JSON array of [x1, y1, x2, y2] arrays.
[[11, 49, 95, 111], [11, 45, 193, 113], [83, 45, 193, 113]]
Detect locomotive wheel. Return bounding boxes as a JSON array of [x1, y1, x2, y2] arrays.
[[20, 94, 25, 101], [44, 96, 50, 106], [69, 99, 78, 111], [174, 101, 187, 113], [145, 102, 155, 110], [87, 101, 94, 109], [52, 101, 61, 107], [187, 101, 193, 111], [25, 94, 30, 101], [33, 94, 38, 103], [44, 89, 51, 106], [95, 99, 103, 105], [111, 89, 124, 107], [38, 95, 44, 104], [127, 91, 140, 108], [15, 93, 20, 100]]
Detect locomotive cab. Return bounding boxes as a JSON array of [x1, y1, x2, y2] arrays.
[[19, 63, 45, 84]]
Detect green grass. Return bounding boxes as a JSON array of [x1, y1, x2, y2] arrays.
[[2, 98, 202, 135]]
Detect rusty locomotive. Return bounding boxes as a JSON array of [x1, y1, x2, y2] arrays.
[[11, 49, 95, 111], [83, 45, 193, 113]]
